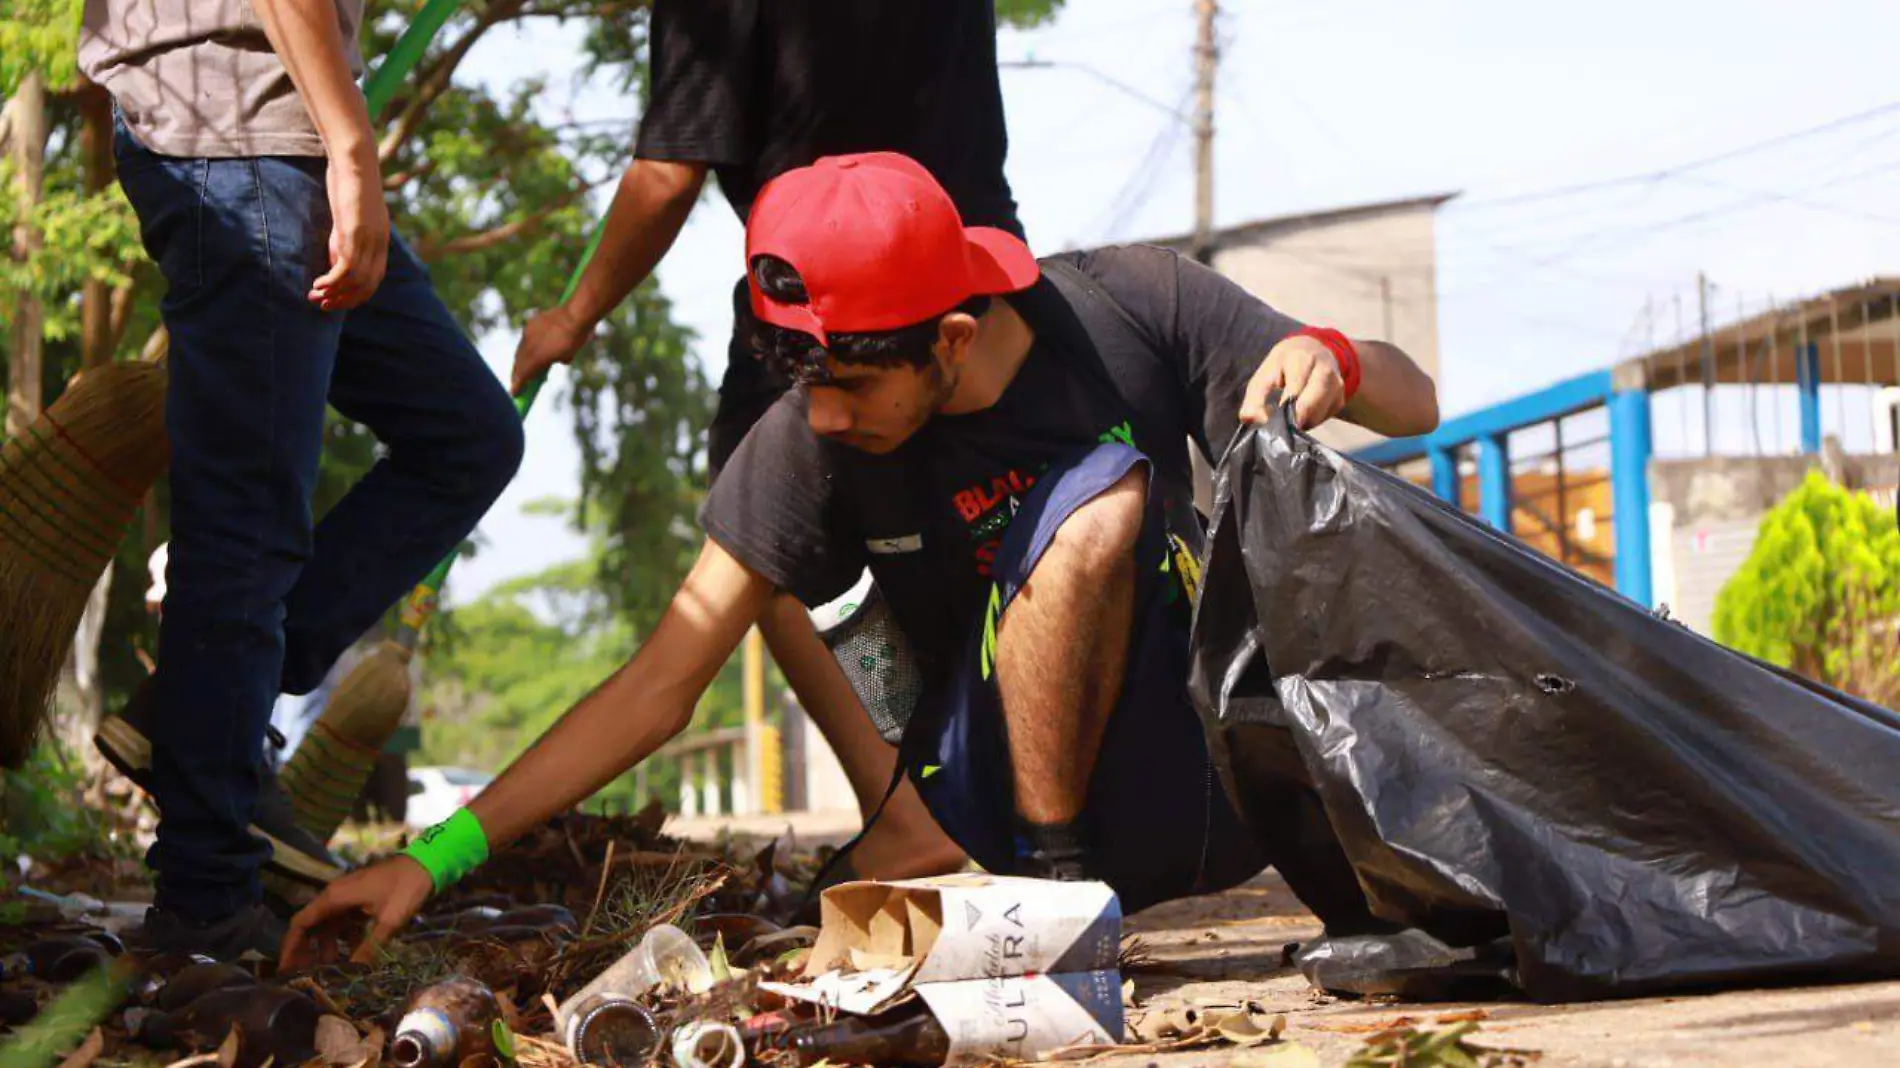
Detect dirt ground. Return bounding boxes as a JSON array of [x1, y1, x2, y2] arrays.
[[679, 818, 1899, 1068]]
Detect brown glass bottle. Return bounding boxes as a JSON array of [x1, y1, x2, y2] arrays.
[[785, 1010, 950, 1067], [491, 903, 577, 931], [0, 990, 38, 1028], [2, 936, 115, 982], [131, 985, 322, 1068], [143, 961, 257, 1011], [389, 976, 500, 1068], [562, 993, 662, 1066], [693, 913, 783, 948], [410, 905, 504, 936]]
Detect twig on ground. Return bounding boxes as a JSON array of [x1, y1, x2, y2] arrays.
[[53, 1029, 102, 1068]]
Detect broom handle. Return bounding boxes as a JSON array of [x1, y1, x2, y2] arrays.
[[391, 216, 610, 650], [363, 0, 466, 122]]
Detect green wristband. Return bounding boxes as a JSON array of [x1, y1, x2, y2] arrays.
[[404, 808, 490, 892]]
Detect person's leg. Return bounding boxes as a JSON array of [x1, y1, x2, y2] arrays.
[[757, 595, 965, 879], [913, 444, 1264, 911], [277, 235, 523, 694], [114, 131, 340, 926], [992, 469, 1142, 838]]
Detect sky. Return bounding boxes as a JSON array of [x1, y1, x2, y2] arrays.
[[445, 0, 1900, 601]]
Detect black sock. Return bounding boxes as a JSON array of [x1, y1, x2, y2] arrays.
[[1015, 817, 1090, 881]]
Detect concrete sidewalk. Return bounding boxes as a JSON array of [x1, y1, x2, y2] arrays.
[[1117, 874, 1899, 1067]]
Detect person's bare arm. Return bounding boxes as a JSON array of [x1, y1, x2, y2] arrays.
[[1241, 336, 1439, 438], [465, 533, 763, 844], [282, 538, 772, 965], [511, 159, 708, 393], [1339, 340, 1439, 438], [252, 0, 388, 310]]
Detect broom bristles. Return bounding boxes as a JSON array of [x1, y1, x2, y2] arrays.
[[0, 362, 169, 768], [281, 641, 413, 842]]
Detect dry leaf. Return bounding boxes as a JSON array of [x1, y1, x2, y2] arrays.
[[56, 1028, 104, 1068], [1120, 979, 1137, 1009], [287, 978, 347, 1019], [1212, 1008, 1286, 1047], [356, 1029, 385, 1068], [495, 990, 523, 1033], [1231, 1043, 1323, 1068], [1436, 1010, 1490, 1024], [316, 1016, 361, 1064], [1307, 1015, 1419, 1034], [162, 1054, 225, 1068], [216, 1026, 243, 1068], [1130, 1007, 1202, 1043]]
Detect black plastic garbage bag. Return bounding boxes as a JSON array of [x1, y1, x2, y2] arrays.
[[1188, 411, 1900, 1002]]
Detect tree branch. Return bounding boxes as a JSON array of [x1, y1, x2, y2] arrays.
[[384, 157, 440, 191], [378, 0, 528, 163], [106, 281, 139, 356], [412, 181, 600, 260]]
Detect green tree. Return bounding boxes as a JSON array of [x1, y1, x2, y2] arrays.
[[1712, 471, 1900, 705], [416, 502, 765, 811], [6, 0, 1067, 720]]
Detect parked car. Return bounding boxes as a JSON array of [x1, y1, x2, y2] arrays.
[[406, 765, 495, 830]]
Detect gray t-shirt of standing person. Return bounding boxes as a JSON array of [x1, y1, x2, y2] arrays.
[[78, 0, 365, 159]]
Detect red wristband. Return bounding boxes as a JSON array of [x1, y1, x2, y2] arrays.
[[1292, 326, 1362, 400]]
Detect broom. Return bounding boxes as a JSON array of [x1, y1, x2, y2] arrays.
[[280, 221, 608, 842], [0, 363, 170, 766], [0, 0, 466, 770]]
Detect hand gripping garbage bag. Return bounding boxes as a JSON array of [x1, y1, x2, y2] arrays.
[[1188, 411, 1900, 1002]]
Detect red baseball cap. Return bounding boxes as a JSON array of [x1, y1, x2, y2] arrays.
[[746, 152, 1040, 345]]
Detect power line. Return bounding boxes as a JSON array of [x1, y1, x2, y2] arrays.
[[1458, 99, 1900, 212], [999, 59, 1189, 121]]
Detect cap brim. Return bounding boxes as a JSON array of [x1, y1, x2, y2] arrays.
[[965, 227, 1041, 296]]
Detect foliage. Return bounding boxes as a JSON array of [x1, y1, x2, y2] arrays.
[[0, 0, 79, 97], [1713, 471, 1900, 704], [417, 503, 769, 812], [0, 741, 115, 864], [3, 0, 1068, 733]]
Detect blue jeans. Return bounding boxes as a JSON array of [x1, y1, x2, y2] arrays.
[[114, 120, 524, 919]]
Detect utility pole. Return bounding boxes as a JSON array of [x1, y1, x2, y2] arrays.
[[1191, 0, 1218, 263], [1698, 272, 1714, 456]]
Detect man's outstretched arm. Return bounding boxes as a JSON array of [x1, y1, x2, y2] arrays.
[[281, 537, 772, 966], [510, 158, 708, 394]]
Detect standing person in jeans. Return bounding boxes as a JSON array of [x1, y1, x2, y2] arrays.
[[507, 0, 1023, 885], [78, 0, 525, 959]]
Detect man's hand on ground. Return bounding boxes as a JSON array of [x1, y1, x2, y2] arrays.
[[280, 856, 432, 970], [512, 304, 592, 395], [1241, 335, 1348, 430], [309, 146, 390, 312]]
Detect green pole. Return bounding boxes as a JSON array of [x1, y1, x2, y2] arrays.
[[363, 0, 466, 121]]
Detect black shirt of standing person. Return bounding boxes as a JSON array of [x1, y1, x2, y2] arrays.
[[633, 0, 1024, 237]]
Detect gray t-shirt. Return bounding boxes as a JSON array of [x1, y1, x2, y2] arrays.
[[78, 0, 365, 158]]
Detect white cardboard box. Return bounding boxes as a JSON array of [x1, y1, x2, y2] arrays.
[[761, 874, 1126, 1063]]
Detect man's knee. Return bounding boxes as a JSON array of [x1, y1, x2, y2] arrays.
[[450, 378, 526, 502]]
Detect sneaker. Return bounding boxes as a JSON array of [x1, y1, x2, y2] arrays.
[[96, 681, 345, 891], [136, 904, 286, 963]]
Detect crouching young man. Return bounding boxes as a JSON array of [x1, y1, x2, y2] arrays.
[[282, 153, 1439, 965]]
